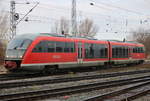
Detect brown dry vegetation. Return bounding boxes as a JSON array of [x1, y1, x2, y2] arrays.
[[0, 40, 7, 73], [0, 0, 8, 73], [0, 40, 5, 64], [129, 28, 150, 57]]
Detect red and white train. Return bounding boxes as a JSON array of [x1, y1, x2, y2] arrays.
[[4, 33, 145, 72]]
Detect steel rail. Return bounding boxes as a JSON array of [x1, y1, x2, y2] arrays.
[[0, 68, 150, 81], [0, 75, 150, 101], [83, 81, 150, 101], [1, 69, 150, 89], [120, 89, 150, 101]]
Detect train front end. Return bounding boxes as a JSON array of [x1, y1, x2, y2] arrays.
[[4, 34, 34, 71]]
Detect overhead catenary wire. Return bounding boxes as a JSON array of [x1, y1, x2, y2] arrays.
[[4, 0, 149, 23], [90, 0, 150, 17], [16, 2, 39, 25], [4, 0, 150, 35]]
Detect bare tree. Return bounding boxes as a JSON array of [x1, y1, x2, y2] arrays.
[[51, 17, 69, 35], [0, 0, 9, 40], [0, 0, 8, 64], [129, 28, 150, 56], [0, 12, 9, 40], [51, 17, 98, 38], [78, 18, 98, 38]]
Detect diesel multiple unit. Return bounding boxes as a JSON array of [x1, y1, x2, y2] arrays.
[[4, 33, 145, 71]]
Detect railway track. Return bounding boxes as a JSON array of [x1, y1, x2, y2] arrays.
[[0, 72, 49, 81], [0, 63, 150, 81], [84, 81, 150, 101], [0, 74, 150, 101], [1, 69, 150, 89]]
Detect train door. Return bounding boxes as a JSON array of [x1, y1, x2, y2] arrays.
[[78, 42, 83, 64], [129, 46, 133, 60]]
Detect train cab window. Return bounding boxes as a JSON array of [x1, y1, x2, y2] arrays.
[[18, 39, 32, 49], [8, 38, 32, 50]]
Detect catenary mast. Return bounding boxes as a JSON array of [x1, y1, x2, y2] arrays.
[[10, 1, 16, 40], [71, 0, 77, 36]]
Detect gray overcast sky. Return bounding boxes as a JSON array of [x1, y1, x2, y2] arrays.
[[4, 0, 150, 40]]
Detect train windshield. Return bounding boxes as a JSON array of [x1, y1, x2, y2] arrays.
[[8, 38, 32, 49], [5, 34, 38, 59], [7, 34, 36, 50]]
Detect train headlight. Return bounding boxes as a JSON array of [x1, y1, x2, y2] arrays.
[[18, 55, 22, 58]]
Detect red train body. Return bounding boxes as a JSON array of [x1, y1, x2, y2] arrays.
[[4, 33, 145, 71]]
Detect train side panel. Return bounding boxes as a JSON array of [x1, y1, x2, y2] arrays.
[[109, 41, 145, 65], [21, 36, 77, 70]]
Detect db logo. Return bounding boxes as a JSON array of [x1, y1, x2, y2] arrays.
[[53, 55, 61, 59]]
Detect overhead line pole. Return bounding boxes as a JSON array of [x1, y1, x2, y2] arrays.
[[10, 0, 16, 40], [10, 1, 39, 40], [71, 0, 77, 37]]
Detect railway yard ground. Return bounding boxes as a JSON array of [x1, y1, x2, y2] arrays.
[[0, 61, 150, 101], [0, 65, 7, 74]]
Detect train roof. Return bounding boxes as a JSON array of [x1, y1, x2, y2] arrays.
[[105, 40, 143, 45], [39, 33, 98, 40], [15, 33, 144, 46], [17, 33, 98, 41]]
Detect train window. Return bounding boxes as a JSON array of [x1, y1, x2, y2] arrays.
[[46, 41, 55, 52], [85, 43, 94, 58], [112, 47, 115, 58], [64, 43, 70, 52], [89, 44, 94, 58], [56, 42, 64, 52], [85, 44, 89, 58], [138, 48, 141, 53], [133, 47, 136, 53], [84, 43, 107, 59], [100, 45, 106, 58], [32, 41, 75, 53], [32, 41, 47, 52], [64, 42, 75, 53], [133, 47, 145, 53], [69, 42, 75, 52], [70, 42, 75, 52], [112, 45, 129, 58], [125, 47, 129, 57], [93, 44, 100, 58], [141, 47, 145, 53]]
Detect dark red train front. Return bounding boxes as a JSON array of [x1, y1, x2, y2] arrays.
[[4, 34, 36, 71]]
